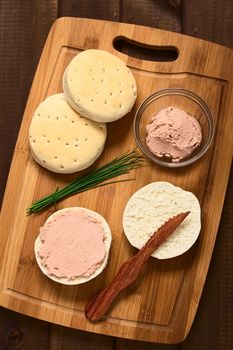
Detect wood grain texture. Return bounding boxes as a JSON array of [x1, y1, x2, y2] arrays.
[[1, 1, 232, 350], [115, 338, 177, 350], [0, 0, 58, 205], [118, 0, 181, 31], [0, 1, 180, 349], [0, 307, 49, 350], [180, 168, 233, 349], [183, 0, 233, 48], [0, 17, 232, 344], [58, 0, 181, 31], [49, 326, 113, 350], [179, 2, 233, 348], [59, 0, 120, 21]]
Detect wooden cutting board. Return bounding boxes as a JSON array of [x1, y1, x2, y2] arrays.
[[0, 18, 233, 344]]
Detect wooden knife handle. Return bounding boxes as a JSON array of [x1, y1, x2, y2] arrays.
[[85, 212, 190, 321]]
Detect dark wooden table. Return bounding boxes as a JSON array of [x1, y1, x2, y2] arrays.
[[0, 1, 232, 349]]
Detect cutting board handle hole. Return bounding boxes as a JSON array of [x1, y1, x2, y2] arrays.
[[113, 37, 178, 62]]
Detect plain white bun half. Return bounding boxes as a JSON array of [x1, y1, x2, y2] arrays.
[[35, 207, 112, 285], [123, 181, 201, 259]]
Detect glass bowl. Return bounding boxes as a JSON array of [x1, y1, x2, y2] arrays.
[[133, 88, 215, 168]]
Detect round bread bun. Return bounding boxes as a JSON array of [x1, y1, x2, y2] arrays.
[[123, 181, 201, 259], [29, 93, 107, 173], [63, 49, 137, 123], [34, 207, 112, 285]]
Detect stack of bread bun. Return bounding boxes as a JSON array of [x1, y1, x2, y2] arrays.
[[29, 49, 137, 174]]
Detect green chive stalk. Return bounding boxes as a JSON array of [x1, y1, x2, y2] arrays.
[[27, 150, 145, 215]]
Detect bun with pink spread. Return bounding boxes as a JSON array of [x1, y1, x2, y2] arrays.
[[34, 207, 112, 285]]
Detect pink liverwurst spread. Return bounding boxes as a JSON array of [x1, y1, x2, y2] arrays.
[[38, 210, 106, 279], [146, 107, 202, 162]]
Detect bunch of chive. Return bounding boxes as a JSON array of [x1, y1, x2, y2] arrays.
[[27, 150, 145, 215]]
